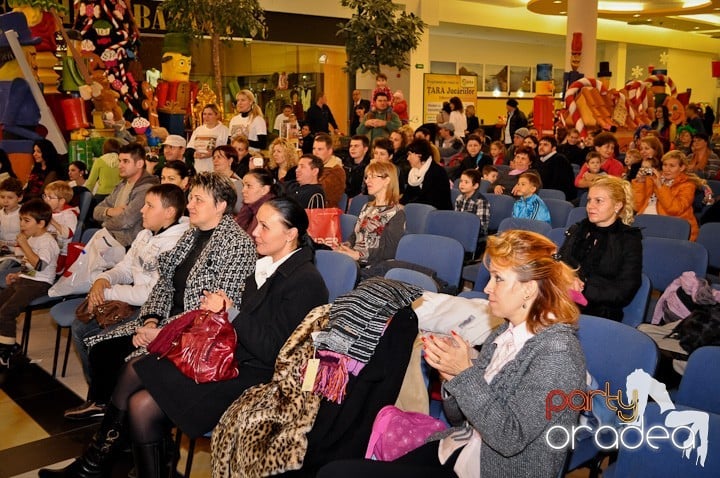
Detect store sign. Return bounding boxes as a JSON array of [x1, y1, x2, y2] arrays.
[[423, 73, 477, 123], [0, 0, 170, 34]]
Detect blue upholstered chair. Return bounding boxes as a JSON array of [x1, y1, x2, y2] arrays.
[[404, 203, 436, 235], [384, 267, 438, 292], [315, 250, 359, 303]]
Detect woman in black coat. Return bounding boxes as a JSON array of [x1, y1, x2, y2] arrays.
[[400, 138, 452, 210], [557, 176, 642, 322], [40, 197, 329, 478]]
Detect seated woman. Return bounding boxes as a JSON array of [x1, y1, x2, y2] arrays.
[[492, 146, 535, 196], [39, 197, 328, 478], [632, 150, 702, 241], [212, 145, 243, 212], [335, 161, 405, 277], [268, 137, 299, 184], [559, 176, 642, 321], [319, 230, 586, 478], [160, 160, 191, 190], [450, 133, 493, 181], [187, 104, 230, 173], [687, 132, 720, 179], [673, 125, 694, 155], [230, 135, 253, 179], [400, 138, 452, 210], [24, 139, 63, 201], [235, 168, 280, 235]]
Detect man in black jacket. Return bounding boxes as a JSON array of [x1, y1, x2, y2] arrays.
[[503, 99, 528, 148]]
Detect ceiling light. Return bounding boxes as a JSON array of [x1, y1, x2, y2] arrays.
[[633, 14, 641, 17], [552, 0, 561, 3], [559, 11, 567, 15], [598, 2, 644, 12], [683, 0, 710, 7]]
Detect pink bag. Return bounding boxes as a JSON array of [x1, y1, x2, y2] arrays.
[[365, 405, 447, 461]]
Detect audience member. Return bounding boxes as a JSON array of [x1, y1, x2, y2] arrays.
[[43, 181, 78, 272], [465, 104, 480, 137], [68, 161, 88, 189], [455, 169, 490, 239], [345, 135, 370, 198], [511, 171, 551, 224], [559, 176, 642, 321], [503, 98, 528, 149], [414, 126, 442, 163], [212, 145, 243, 213], [687, 132, 719, 179], [574, 132, 624, 181], [93, 143, 160, 247], [235, 168, 280, 236], [482, 165, 498, 184], [489, 140, 506, 166], [24, 139, 63, 201], [371, 73, 393, 111], [313, 133, 346, 208], [685, 104, 706, 135], [674, 125, 694, 155], [357, 91, 401, 143], [286, 154, 325, 208], [448, 96, 467, 140], [228, 89, 267, 152], [557, 127, 586, 167], [401, 139, 452, 210], [535, 135, 576, 200], [349, 89, 371, 136], [160, 160, 190, 190], [268, 137, 299, 184], [160, 135, 186, 162], [86, 138, 122, 202], [0, 178, 22, 279], [650, 105, 672, 151], [392, 90, 409, 124], [437, 122, 464, 164], [492, 146, 535, 196], [506, 127, 529, 163], [187, 104, 230, 173], [273, 104, 293, 135], [305, 92, 339, 134], [575, 151, 606, 190], [300, 123, 315, 155], [0, 149, 17, 179], [231, 135, 252, 179], [450, 133, 492, 181]]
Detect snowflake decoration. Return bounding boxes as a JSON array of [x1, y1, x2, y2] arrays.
[[631, 65, 644, 79], [659, 51, 669, 66]]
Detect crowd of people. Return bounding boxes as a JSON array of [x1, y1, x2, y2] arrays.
[[0, 84, 718, 478]]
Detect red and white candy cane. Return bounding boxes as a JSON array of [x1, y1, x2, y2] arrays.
[[625, 80, 648, 111], [564, 78, 608, 137], [643, 74, 677, 96]]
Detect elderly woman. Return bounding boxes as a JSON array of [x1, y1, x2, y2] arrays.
[[633, 150, 702, 241], [559, 176, 642, 321], [400, 138, 452, 210], [39, 174, 279, 478], [492, 146, 535, 196], [319, 230, 586, 478], [336, 161, 405, 276]]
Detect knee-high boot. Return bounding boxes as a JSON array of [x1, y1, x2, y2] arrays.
[[38, 404, 127, 477], [131, 441, 171, 478]]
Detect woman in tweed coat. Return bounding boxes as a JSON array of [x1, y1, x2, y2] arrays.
[[319, 230, 586, 478]]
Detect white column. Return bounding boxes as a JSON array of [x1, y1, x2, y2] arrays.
[[407, 0, 438, 127], [565, 0, 597, 79]]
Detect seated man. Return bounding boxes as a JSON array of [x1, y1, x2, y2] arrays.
[[313, 133, 346, 208], [66, 184, 188, 419], [161, 135, 187, 162], [437, 122, 464, 164], [286, 154, 326, 208], [92, 143, 159, 248]]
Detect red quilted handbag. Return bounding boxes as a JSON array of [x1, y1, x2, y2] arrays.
[[147, 307, 239, 384]]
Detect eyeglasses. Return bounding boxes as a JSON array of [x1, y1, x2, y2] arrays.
[[364, 174, 389, 180], [42, 194, 59, 200]]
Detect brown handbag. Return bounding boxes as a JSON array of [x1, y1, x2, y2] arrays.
[[75, 299, 138, 328], [146, 307, 239, 384]]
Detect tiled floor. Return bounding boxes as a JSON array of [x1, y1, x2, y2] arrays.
[[0, 308, 212, 478]]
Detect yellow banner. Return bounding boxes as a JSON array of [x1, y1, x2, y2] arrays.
[[423, 74, 477, 124]]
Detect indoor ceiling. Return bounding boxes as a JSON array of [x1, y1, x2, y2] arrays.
[[464, 0, 720, 37]]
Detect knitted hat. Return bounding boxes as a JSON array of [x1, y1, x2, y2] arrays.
[[439, 122, 455, 132], [514, 127, 530, 138], [162, 33, 192, 56], [506, 99, 519, 108], [0, 12, 41, 48]]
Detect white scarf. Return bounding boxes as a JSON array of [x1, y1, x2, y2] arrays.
[[408, 157, 433, 187]]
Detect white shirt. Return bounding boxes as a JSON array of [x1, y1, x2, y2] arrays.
[[0, 208, 20, 244], [187, 123, 230, 155], [254, 248, 300, 288], [483, 321, 534, 383], [273, 113, 291, 133], [21, 232, 60, 284]]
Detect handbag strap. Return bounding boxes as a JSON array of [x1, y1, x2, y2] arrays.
[[308, 193, 325, 209]]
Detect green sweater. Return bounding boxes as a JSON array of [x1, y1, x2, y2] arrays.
[[85, 153, 122, 195]]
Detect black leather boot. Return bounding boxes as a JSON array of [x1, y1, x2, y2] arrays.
[[38, 404, 127, 477], [132, 441, 170, 478]]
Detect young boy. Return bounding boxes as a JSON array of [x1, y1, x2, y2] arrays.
[[575, 151, 606, 189], [512, 171, 551, 224], [0, 200, 60, 369], [455, 169, 490, 238], [371, 73, 393, 110], [0, 177, 22, 250], [481, 165, 499, 184], [43, 181, 79, 274]]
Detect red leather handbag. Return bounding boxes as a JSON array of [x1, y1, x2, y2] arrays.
[[147, 307, 239, 384]]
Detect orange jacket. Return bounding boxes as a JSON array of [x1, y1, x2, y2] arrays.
[[632, 173, 698, 241]]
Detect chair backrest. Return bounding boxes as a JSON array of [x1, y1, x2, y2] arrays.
[[642, 237, 708, 291], [565, 206, 587, 227], [384, 267, 438, 292], [548, 227, 566, 248], [697, 222, 720, 271], [314, 250, 359, 302], [538, 188, 566, 201], [471, 262, 490, 293], [577, 191, 588, 207], [72, 190, 94, 242], [338, 193, 349, 213], [633, 214, 691, 240], [485, 193, 515, 232], [347, 194, 370, 216], [450, 188, 461, 204], [675, 346, 720, 414], [396, 234, 464, 290], [577, 314, 659, 399], [497, 217, 552, 237], [425, 210, 481, 254], [340, 213, 358, 243], [621, 273, 651, 328], [707, 179, 720, 197], [543, 198, 573, 228], [479, 179, 491, 193], [80, 227, 100, 244], [404, 203, 436, 235]]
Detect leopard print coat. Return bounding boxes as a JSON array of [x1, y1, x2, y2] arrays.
[[211, 304, 331, 478]]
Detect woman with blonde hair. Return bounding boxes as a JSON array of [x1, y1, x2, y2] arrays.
[[187, 104, 230, 173], [229, 89, 267, 152], [320, 230, 586, 478], [268, 137, 299, 183], [335, 161, 405, 276], [559, 175, 642, 321], [633, 150, 703, 241]]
